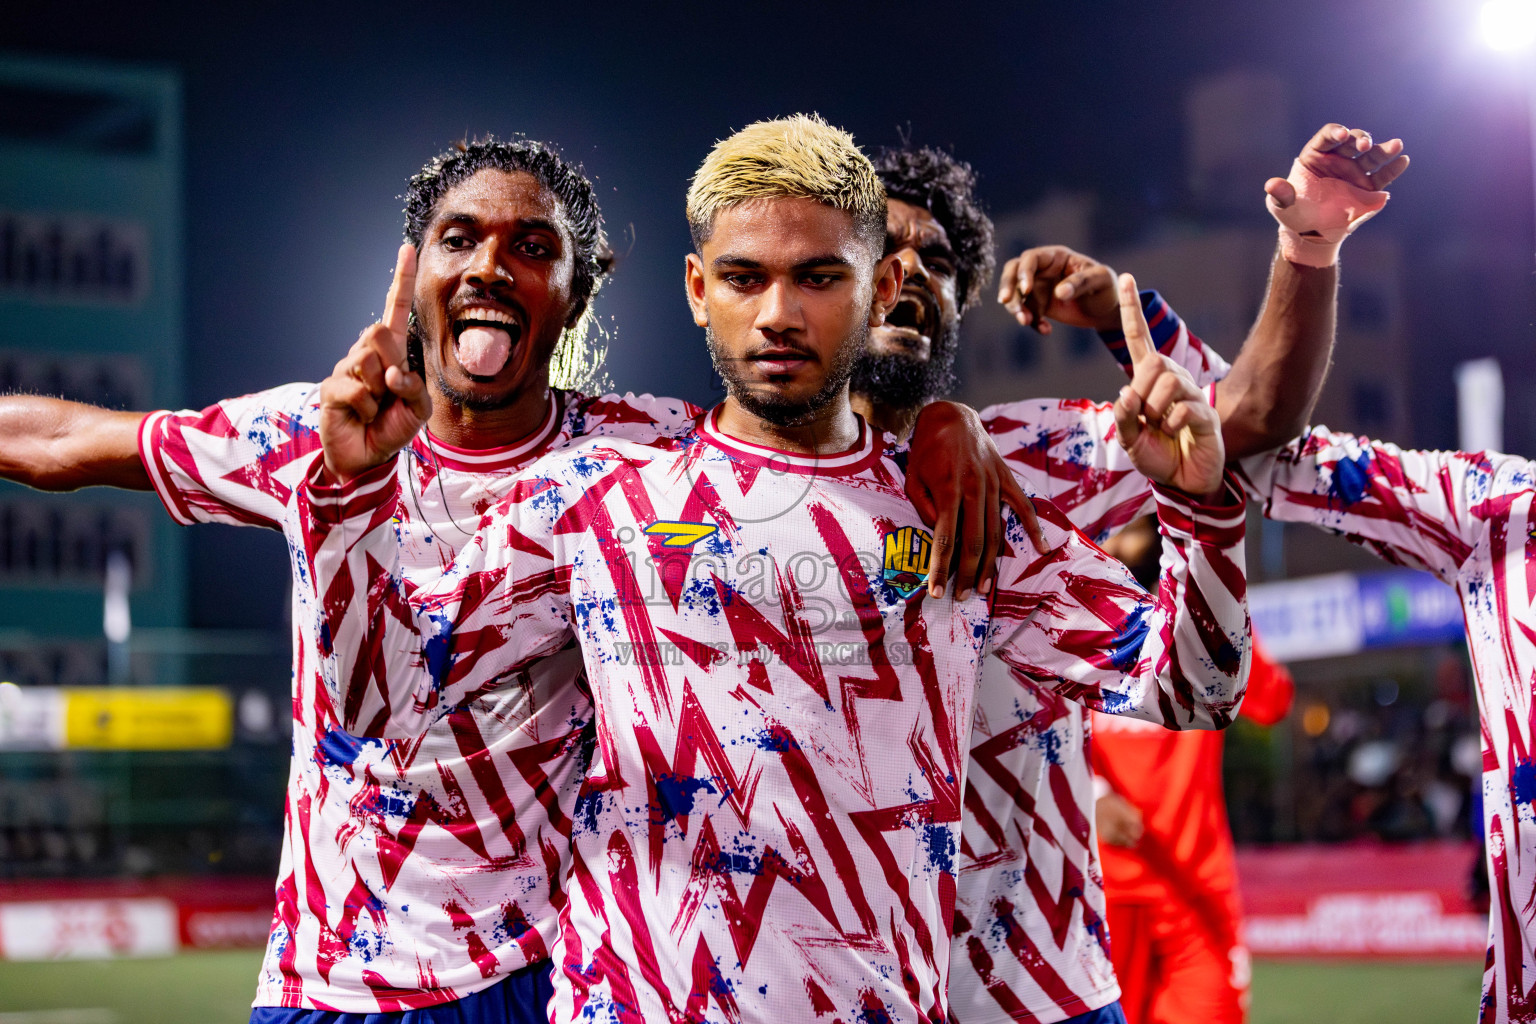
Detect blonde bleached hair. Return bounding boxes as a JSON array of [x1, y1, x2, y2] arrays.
[[686, 114, 887, 254]]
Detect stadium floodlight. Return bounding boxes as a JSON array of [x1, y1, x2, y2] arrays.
[[1478, 0, 1536, 271], [1480, 0, 1536, 52]]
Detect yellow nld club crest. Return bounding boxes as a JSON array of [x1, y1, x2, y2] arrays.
[[883, 526, 933, 598]]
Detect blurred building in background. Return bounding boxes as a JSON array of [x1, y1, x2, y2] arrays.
[[0, 58, 285, 957], [958, 71, 1485, 957]]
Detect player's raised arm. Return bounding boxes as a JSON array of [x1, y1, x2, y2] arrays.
[[1212, 123, 1408, 456], [0, 399, 150, 491], [1006, 125, 1408, 460], [987, 277, 1250, 729]]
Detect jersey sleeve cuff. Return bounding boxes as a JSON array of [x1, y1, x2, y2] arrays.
[[1097, 290, 1182, 369], [137, 410, 198, 526], [304, 455, 401, 525], [1151, 471, 1247, 546]]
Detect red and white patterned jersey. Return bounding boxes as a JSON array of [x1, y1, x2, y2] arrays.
[[295, 405, 1252, 1024], [1238, 428, 1536, 1024], [951, 292, 1233, 1024], [138, 384, 697, 1012]]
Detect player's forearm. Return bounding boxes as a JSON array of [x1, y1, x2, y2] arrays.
[[1234, 428, 1478, 584], [996, 487, 1249, 729], [1213, 255, 1337, 459], [0, 396, 151, 491], [1138, 481, 1251, 729]]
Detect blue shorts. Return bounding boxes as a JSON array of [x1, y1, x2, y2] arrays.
[[249, 959, 554, 1024], [1064, 1002, 1128, 1024]]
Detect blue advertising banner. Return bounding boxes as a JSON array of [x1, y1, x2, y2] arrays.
[[1251, 568, 1465, 663]]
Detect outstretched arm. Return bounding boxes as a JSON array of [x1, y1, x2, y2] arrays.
[[0, 398, 149, 491], [991, 480, 1249, 730], [1237, 428, 1516, 587]]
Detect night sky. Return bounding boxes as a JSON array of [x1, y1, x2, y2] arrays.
[[5, 0, 1533, 629]]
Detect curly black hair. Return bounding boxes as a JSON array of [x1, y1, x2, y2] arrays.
[[870, 145, 995, 314], [403, 137, 612, 318]]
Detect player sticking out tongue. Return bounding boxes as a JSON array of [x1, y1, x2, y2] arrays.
[[453, 309, 519, 377]]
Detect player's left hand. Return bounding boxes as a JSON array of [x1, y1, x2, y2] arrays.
[[1112, 274, 1225, 499], [907, 401, 1051, 602]]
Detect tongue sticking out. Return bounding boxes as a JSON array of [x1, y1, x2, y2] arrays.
[[456, 326, 512, 377]]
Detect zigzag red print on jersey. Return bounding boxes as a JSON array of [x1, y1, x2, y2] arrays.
[[295, 405, 1251, 1024], [951, 291, 1233, 1024], [138, 384, 698, 1012], [1239, 429, 1536, 1024]]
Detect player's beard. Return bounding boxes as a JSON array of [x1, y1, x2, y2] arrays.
[[707, 319, 867, 428], [849, 314, 959, 411]]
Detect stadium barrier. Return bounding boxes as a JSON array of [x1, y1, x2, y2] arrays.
[[0, 876, 271, 961], [1238, 841, 1485, 958]]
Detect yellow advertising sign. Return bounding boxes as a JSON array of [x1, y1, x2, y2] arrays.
[[62, 688, 232, 750]]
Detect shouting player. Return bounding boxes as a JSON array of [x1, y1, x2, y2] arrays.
[[850, 127, 1406, 1024], [294, 114, 1252, 1024], [0, 137, 1034, 1023]]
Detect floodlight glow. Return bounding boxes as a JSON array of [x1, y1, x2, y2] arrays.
[[1481, 0, 1536, 52]]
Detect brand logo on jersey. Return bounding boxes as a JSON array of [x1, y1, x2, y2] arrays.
[[882, 526, 933, 598], [644, 521, 718, 548]]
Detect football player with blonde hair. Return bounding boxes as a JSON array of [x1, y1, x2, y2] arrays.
[[297, 114, 1253, 1024]]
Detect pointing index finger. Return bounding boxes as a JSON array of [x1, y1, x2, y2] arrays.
[[1117, 273, 1154, 366], [381, 243, 417, 364]]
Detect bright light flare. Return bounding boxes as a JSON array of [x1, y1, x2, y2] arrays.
[[1481, 0, 1536, 52]]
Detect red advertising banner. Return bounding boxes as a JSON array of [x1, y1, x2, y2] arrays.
[[0, 877, 272, 960], [0, 846, 1491, 962], [1237, 841, 1486, 958]]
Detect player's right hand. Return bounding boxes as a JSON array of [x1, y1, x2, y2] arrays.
[[1264, 123, 1409, 268], [318, 243, 431, 483], [1112, 273, 1225, 500], [996, 245, 1119, 334]]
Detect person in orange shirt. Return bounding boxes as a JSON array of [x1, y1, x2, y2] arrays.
[[1094, 515, 1295, 1024]]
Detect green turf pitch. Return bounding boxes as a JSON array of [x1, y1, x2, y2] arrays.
[[0, 953, 1488, 1023], [1250, 959, 1484, 1024], [0, 949, 262, 1023]]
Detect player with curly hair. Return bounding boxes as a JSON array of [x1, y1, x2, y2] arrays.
[[0, 131, 1039, 1023], [0, 136, 698, 1024], [854, 130, 1405, 1024]]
